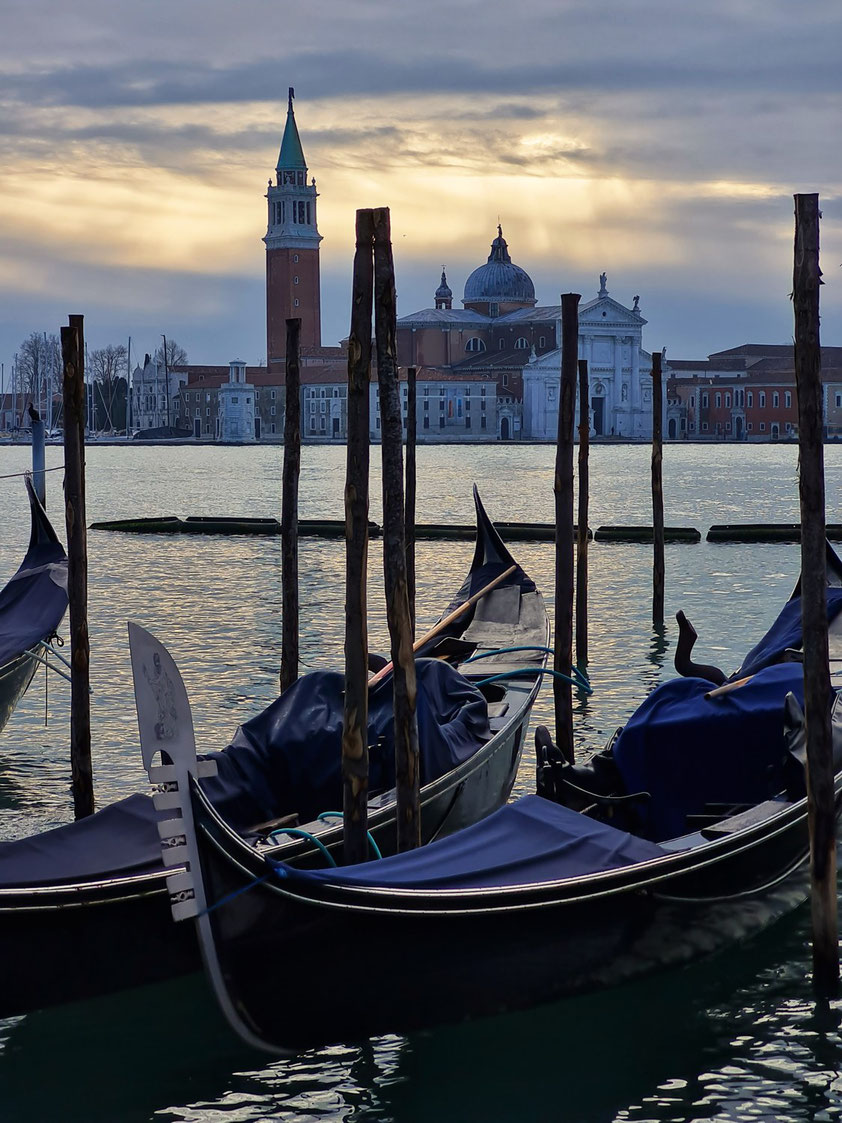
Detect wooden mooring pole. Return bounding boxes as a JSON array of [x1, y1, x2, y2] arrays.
[[342, 210, 375, 865], [61, 314, 94, 819], [576, 358, 590, 667], [651, 350, 665, 629], [405, 364, 417, 635], [793, 192, 838, 997], [554, 293, 579, 764], [280, 317, 301, 694], [374, 207, 420, 852]]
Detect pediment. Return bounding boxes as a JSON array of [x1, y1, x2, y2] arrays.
[[579, 296, 647, 327]]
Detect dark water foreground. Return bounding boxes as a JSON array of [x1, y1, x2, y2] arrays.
[[1, 442, 842, 1120]]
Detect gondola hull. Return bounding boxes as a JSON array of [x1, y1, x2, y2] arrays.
[[187, 775, 825, 1053], [0, 489, 547, 1017], [0, 653, 39, 735]]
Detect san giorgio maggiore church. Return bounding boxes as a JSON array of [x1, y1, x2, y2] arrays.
[[167, 92, 661, 442]]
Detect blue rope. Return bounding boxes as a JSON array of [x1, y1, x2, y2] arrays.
[[317, 811, 383, 859], [473, 666, 594, 695], [268, 826, 337, 867]]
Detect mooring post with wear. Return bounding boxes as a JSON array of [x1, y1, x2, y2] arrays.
[[793, 192, 838, 998], [554, 293, 579, 764], [405, 364, 417, 636], [31, 415, 46, 507], [374, 206, 420, 852], [343, 209, 375, 865], [576, 357, 589, 667], [61, 314, 94, 819], [280, 317, 301, 694], [651, 350, 665, 629]]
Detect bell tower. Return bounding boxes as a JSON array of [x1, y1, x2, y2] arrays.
[[265, 89, 322, 373]]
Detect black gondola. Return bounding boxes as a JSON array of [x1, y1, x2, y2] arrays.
[[0, 490, 548, 1016], [151, 564, 842, 1054], [0, 476, 68, 734]]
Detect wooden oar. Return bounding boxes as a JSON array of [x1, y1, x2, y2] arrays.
[[705, 674, 754, 699], [368, 563, 518, 687]]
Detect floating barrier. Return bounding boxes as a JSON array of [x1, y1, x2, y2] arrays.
[[707, 523, 842, 543], [594, 526, 701, 543], [90, 516, 380, 538]]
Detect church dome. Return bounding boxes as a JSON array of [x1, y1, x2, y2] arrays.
[[463, 226, 536, 308]]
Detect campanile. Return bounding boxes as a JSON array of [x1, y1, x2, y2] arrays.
[[264, 89, 322, 373]]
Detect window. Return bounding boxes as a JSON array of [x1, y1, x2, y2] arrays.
[[702, 422, 709, 431], [725, 422, 731, 431], [423, 416, 429, 430], [271, 423, 276, 434], [724, 393, 731, 408], [747, 391, 753, 407], [503, 374, 508, 387], [294, 299, 299, 308], [499, 339, 505, 350], [773, 392, 779, 408], [784, 391, 792, 408], [759, 422, 766, 431], [465, 338, 486, 353], [293, 254, 299, 263], [231, 397, 238, 404], [759, 391, 766, 407], [246, 397, 251, 405], [702, 392, 709, 408], [309, 401, 316, 413], [747, 423, 753, 432], [481, 386, 486, 396], [320, 417, 326, 432], [294, 276, 299, 285], [424, 400, 429, 412], [514, 337, 529, 350], [206, 408, 210, 416], [481, 415, 487, 430], [539, 336, 546, 348], [715, 393, 721, 408], [270, 406, 276, 416], [466, 417, 470, 429], [836, 393, 842, 409], [489, 303, 499, 317], [310, 417, 315, 432]]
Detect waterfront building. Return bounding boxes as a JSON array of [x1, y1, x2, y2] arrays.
[[131, 355, 187, 432]]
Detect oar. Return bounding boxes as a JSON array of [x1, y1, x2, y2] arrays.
[[368, 563, 518, 687], [705, 674, 754, 700]]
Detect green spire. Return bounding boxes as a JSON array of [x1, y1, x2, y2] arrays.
[[276, 87, 307, 171]]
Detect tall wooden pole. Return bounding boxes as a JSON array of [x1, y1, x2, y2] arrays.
[[405, 364, 417, 635], [651, 350, 665, 628], [280, 317, 301, 694], [342, 210, 375, 865], [61, 314, 94, 819], [576, 358, 590, 666], [554, 293, 579, 764], [374, 207, 420, 852], [793, 192, 838, 997]]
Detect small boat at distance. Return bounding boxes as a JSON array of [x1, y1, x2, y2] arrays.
[[149, 560, 842, 1054], [0, 476, 68, 735], [0, 489, 548, 1017]]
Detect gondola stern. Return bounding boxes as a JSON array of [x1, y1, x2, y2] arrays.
[[23, 473, 65, 564]]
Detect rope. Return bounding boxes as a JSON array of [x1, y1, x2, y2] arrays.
[[474, 666, 594, 695], [0, 465, 65, 481], [317, 811, 383, 859], [267, 826, 337, 867]]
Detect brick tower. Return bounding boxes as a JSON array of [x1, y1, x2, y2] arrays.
[[265, 89, 322, 374]]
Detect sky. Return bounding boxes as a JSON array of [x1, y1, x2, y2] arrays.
[[1, 0, 840, 379]]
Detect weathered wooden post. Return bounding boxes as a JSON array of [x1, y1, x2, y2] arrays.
[[342, 210, 375, 864], [651, 350, 665, 628], [793, 192, 838, 997], [554, 293, 579, 763], [576, 357, 590, 666], [374, 206, 420, 852], [405, 365, 417, 635], [61, 314, 94, 819], [280, 317, 301, 694], [31, 416, 46, 507]]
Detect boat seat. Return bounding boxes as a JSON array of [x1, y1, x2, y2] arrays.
[[700, 799, 787, 839]]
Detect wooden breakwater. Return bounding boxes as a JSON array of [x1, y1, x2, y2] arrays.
[[89, 516, 842, 544]]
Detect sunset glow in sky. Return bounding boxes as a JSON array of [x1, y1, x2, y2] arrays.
[[1, 0, 840, 371]]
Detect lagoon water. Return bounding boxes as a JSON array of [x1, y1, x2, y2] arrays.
[[1, 441, 842, 1122]]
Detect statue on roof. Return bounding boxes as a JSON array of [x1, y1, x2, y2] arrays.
[[599, 273, 608, 297]]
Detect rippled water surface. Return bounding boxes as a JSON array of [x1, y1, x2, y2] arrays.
[[1, 440, 842, 1122]]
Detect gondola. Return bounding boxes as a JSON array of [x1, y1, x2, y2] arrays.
[[151, 555, 842, 1054], [0, 476, 68, 735], [0, 489, 548, 1017]]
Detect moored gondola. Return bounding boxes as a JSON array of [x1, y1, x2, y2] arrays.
[[0, 489, 548, 1017], [0, 476, 68, 734], [151, 572, 842, 1054]]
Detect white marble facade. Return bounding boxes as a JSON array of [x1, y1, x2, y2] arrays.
[[218, 360, 256, 442], [522, 282, 658, 440]]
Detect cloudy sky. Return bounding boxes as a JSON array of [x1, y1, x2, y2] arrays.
[[1, 0, 840, 377]]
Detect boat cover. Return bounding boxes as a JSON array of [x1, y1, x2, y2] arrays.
[[612, 662, 805, 840], [0, 658, 490, 889], [735, 588, 842, 679], [203, 657, 491, 829], [280, 795, 665, 889], [0, 490, 68, 669]]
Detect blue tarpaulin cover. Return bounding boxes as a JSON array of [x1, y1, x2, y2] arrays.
[[282, 794, 665, 889], [736, 588, 842, 679], [0, 659, 490, 889], [612, 662, 805, 840]]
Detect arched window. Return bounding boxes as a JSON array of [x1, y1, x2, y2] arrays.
[[514, 337, 529, 350], [465, 338, 486, 353]]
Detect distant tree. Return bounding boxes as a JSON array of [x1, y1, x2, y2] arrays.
[[153, 338, 188, 371], [15, 332, 62, 409], [90, 344, 128, 430]]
